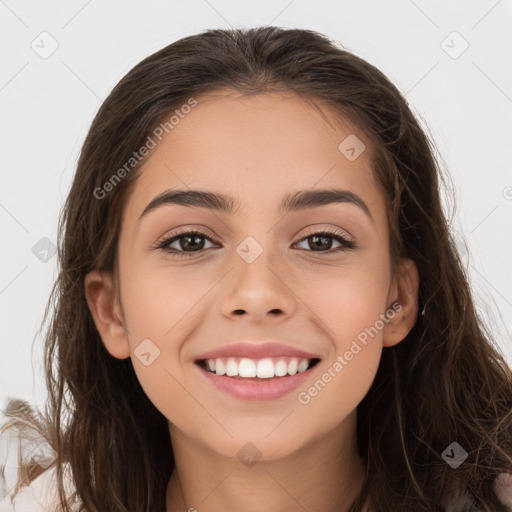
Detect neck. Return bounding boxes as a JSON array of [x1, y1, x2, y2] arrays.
[[166, 410, 366, 512]]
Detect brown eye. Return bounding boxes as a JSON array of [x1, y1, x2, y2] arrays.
[[294, 230, 356, 253], [155, 228, 356, 258], [156, 229, 218, 257]]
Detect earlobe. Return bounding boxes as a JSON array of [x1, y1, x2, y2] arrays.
[[84, 269, 131, 359], [382, 258, 420, 348]]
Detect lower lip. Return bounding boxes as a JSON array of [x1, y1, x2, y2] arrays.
[[195, 362, 320, 401]]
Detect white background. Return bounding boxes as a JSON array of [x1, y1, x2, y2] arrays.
[[1, 0, 511, 409]]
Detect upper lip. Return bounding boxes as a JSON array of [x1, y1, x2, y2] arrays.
[[194, 341, 322, 362]]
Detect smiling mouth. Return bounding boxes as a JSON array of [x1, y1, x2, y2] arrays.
[[196, 357, 321, 380]]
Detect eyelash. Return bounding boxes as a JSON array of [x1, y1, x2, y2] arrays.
[[154, 227, 356, 258]]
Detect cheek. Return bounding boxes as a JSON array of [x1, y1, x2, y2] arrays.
[[293, 345, 379, 443], [120, 258, 209, 341], [292, 275, 385, 405], [116, 259, 203, 419], [294, 258, 391, 344], [125, 300, 199, 432], [292, 261, 388, 405]]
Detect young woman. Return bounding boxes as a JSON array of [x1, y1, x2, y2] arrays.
[[1, 26, 511, 512]]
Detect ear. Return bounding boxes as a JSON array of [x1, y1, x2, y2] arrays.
[[382, 258, 420, 348], [84, 269, 131, 359]]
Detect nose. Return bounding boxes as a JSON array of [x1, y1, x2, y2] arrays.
[[220, 250, 298, 324]]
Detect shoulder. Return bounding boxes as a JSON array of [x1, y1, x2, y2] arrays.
[[0, 394, 80, 512]]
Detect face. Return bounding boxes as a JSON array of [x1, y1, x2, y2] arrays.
[[86, 89, 419, 462]]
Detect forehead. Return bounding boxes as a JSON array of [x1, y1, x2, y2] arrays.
[[123, 89, 384, 225]]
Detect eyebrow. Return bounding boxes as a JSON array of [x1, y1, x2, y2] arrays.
[[138, 188, 374, 224]]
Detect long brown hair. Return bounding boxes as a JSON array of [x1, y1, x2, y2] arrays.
[[10, 26, 512, 511]]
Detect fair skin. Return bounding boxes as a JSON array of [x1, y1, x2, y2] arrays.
[[85, 89, 420, 512]]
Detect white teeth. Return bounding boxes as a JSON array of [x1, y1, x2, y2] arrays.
[[297, 359, 309, 373], [274, 360, 288, 377], [238, 358, 256, 377], [287, 358, 298, 375], [215, 359, 226, 375], [256, 358, 274, 378], [225, 357, 238, 376], [204, 356, 315, 378]]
